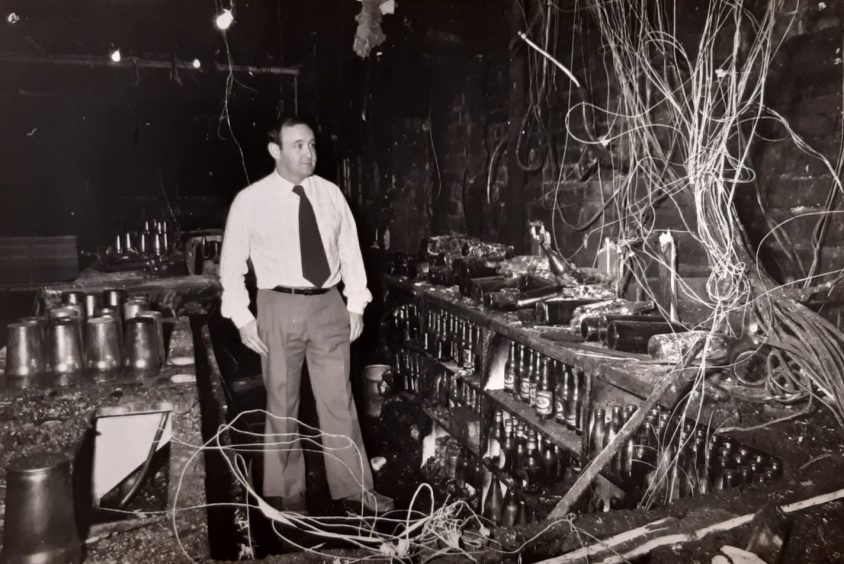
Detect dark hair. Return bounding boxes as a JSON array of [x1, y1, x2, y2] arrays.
[[267, 116, 314, 146]]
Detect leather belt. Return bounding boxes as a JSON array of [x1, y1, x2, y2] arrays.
[[271, 285, 333, 296]]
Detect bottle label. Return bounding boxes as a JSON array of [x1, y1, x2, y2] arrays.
[[555, 398, 566, 422], [529, 382, 538, 406], [520, 379, 531, 401], [463, 348, 474, 369], [536, 392, 553, 415], [504, 370, 515, 391]]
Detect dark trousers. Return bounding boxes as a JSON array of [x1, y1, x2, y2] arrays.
[[257, 288, 373, 499]]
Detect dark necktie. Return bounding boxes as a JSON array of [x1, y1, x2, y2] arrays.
[[293, 184, 331, 287]]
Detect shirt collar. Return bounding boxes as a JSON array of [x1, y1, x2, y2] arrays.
[[273, 170, 310, 192]]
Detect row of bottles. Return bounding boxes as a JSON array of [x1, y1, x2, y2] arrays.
[[110, 218, 173, 258], [421, 308, 480, 372], [487, 409, 570, 495], [481, 477, 537, 527], [439, 442, 540, 527], [586, 404, 784, 504], [392, 349, 483, 414], [440, 371, 483, 414], [503, 340, 585, 431], [390, 303, 420, 343], [392, 349, 422, 393]]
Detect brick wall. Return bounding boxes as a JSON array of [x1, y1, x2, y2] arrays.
[[378, 0, 844, 297]]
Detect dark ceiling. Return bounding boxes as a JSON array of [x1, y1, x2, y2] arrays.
[[0, 0, 361, 68]]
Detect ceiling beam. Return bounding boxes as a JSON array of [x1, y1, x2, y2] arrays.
[[0, 52, 300, 76]]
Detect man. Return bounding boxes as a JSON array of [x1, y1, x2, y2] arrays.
[[219, 116, 393, 514]]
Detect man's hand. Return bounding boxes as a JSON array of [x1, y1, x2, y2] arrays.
[[349, 312, 364, 342], [238, 320, 268, 357]]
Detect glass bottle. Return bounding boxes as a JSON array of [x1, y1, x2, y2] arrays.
[[525, 435, 543, 493], [678, 441, 696, 498], [555, 445, 568, 481], [535, 357, 554, 420], [438, 370, 450, 407], [501, 418, 516, 473], [554, 361, 567, 425], [540, 235, 576, 281], [512, 343, 524, 399], [472, 459, 485, 493], [512, 440, 528, 487], [516, 499, 530, 526], [712, 455, 730, 491], [588, 407, 606, 460], [462, 321, 474, 370], [519, 349, 533, 404], [401, 306, 412, 342], [453, 316, 463, 362], [504, 341, 517, 395], [442, 313, 453, 361], [529, 354, 540, 407], [564, 368, 579, 429], [517, 500, 534, 526], [472, 323, 481, 372], [738, 465, 752, 486], [500, 480, 520, 527], [628, 418, 656, 501], [723, 469, 738, 489], [482, 478, 503, 525], [422, 311, 431, 354], [605, 406, 624, 476], [542, 441, 559, 487]]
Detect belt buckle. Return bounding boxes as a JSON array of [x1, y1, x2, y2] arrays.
[[291, 287, 301, 295]]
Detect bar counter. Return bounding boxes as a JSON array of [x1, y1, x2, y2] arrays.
[[0, 317, 210, 562]]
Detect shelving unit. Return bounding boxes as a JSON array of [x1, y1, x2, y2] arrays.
[[382, 274, 778, 515], [421, 399, 574, 517], [485, 389, 581, 454], [384, 275, 686, 407]]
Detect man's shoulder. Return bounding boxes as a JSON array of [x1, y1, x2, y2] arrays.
[[309, 175, 349, 207], [231, 173, 275, 206], [310, 174, 342, 192], [238, 173, 276, 196]]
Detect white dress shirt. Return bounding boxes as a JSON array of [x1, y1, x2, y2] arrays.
[[219, 171, 372, 328]]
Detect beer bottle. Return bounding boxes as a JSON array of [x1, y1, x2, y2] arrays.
[[564, 368, 580, 429], [501, 418, 516, 473], [535, 357, 554, 420], [500, 481, 520, 527], [482, 478, 503, 524], [605, 406, 624, 476], [512, 343, 524, 399], [554, 360, 567, 425], [504, 341, 517, 395], [588, 407, 606, 460], [525, 435, 543, 494], [529, 354, 540, 407], [542, 441, 559, 487], [462, 321, 474, 370], [519, 348, 533, 403]]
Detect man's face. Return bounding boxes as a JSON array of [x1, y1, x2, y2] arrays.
[[271, 124, 316, 183]]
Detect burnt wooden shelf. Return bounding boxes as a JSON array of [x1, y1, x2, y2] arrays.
[[485, 389, 582, 456], [384, 275, 700, 410], [421, 403, 567, 518], [400, 340, 583, 454]]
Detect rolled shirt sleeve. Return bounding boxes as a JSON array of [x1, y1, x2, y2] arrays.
[[219, 193, 255, 329], [336, 194, 372, 315]]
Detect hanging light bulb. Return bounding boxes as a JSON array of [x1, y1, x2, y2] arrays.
[[110, 49, 121, 63], [192, 58, 201, 69], [215, 9, 233, 30]]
